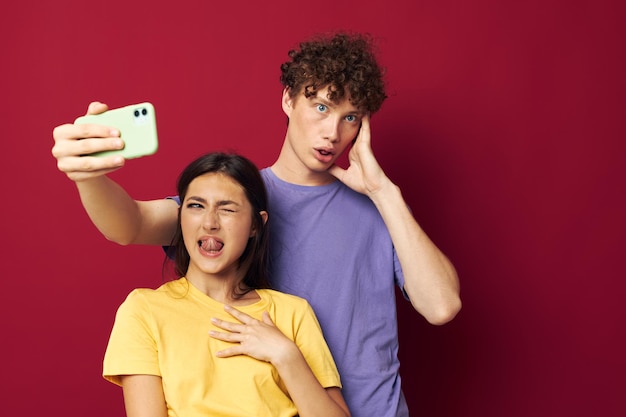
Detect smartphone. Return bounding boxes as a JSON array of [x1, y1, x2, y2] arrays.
[[75, 102, 159, 159]]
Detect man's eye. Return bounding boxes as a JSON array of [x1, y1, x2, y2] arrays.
[[316, 104, 328, 112], [187, 203, 202, 209], [346, 115, 356, 122]]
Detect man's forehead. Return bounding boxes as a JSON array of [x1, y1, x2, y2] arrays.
[[305, 86, 363, 113]]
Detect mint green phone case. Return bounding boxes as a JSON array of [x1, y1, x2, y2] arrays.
[[75, 102, 159, 159]]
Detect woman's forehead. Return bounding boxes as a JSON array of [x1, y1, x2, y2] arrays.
[[187, 173, 246, 200]]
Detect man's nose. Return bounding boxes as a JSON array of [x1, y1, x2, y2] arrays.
[[323, 117, 341, 143]]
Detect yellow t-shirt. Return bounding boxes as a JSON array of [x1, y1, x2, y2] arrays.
[[103, 278, 341, 417]]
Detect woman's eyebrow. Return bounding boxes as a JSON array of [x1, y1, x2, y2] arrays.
[[186, 195, 207, 204], [186, 196, 241, 206]]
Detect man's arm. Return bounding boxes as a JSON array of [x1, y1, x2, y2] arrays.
[[329, 115, 461, 325], [76, 176, 178, 245], [52, 102, 178, 245], [369, 181, 461, 324]]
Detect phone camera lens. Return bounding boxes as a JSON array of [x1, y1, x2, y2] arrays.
[[141, 108, 148, 116], [134, 110, 140, 117]]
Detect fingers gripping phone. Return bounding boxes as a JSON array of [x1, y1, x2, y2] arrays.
[[74, 102, 159, 159]]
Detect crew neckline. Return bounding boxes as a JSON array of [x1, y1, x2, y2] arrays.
[[264, 167, 340, 190], [175, 277, 270, 313]]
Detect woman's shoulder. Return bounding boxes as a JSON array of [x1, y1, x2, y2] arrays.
[[256, 289, 320, 330], [122, 279, 187, 303], [257, 288, 311, 308]]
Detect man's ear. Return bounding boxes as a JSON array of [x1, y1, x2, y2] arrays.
[[281, 88, 293, 117]]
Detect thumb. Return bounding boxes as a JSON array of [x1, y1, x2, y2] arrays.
[[87, 101, 109, 116]]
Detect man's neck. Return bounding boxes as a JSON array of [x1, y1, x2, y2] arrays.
[[270, 140, 337, 186], [270, 159, 336, 186]]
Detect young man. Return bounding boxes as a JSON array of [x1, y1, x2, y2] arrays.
[[52, 32, 461, 417]]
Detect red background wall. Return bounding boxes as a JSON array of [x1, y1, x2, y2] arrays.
[[2, 1, 624, 416]]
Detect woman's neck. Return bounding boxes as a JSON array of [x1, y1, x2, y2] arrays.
[[185, 272, 260, 306]]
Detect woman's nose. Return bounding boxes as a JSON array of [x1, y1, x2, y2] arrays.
[[203, 211, 220, 230]]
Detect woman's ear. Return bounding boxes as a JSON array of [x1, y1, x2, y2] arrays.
[[250, 211, 269, 237]]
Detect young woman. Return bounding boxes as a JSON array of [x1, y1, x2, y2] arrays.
[[103, 152, 350, 417]]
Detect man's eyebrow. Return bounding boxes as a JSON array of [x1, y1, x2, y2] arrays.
[[313, 95, 363, 115], [314, 95, 335, 106]]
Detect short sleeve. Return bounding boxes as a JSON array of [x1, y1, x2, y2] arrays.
[[292, 301, 342, 389], [103, 290, 161, 386], [162, 196, 181, 258]]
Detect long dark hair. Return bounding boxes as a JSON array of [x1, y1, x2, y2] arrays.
[[167, 152, 271, 296]]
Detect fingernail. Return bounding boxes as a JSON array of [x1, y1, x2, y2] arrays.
[[113, 139, 123, 149], [110, 129, 120, 137]]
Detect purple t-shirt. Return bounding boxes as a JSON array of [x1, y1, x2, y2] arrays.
[[261, 168, 409, 417]]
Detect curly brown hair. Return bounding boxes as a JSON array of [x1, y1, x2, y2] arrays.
[[280, 32, 387, 113]]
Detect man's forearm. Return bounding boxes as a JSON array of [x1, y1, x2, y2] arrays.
[[371, 180, 461, 324], [76, 176, 144, 245], [76, 176, 178, 246]]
